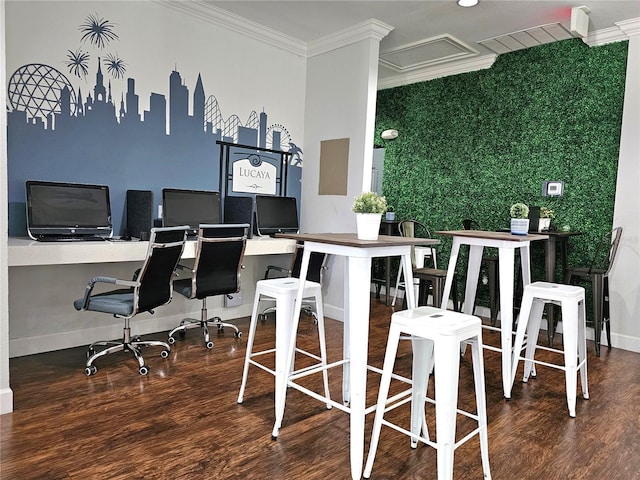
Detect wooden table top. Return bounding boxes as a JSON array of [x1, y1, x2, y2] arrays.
[[275, 232, 440, 248], [435, 230, 548, 242]]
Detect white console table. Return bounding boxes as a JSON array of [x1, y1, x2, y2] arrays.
[[7, 237, 296, 357]]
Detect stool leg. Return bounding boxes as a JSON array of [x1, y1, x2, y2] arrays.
[[592, 274, 604, 357], [391, 262, 403, 307], [488, 260, 498, 326], [313, 293, 332, 409], [272, 291, 298, 439], [523, 299, 544, 382], [510, 291, 532, 396], [470, 336, 491, 479], [561, 299, 579, 417], [237, 290, 263, 403], [410, 337, 434, 448], [434, 335, 460, 480], [363, 323, 402, 479], [578, 298, 589, 400]]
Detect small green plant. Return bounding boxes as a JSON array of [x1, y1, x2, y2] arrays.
[[509, 202, 529, 219], [386, 205, 394, 212], [539, 206, 555, 219], [352, 191, 387, 214]]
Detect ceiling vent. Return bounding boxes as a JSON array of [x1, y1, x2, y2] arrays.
[[380, 34, 479, 72], [478, 22, 575, 55]]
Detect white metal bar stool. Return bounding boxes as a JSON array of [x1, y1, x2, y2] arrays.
[[364, 307, 491, 480], [237, 277, 331, 408], [509, 281, 588, 418]]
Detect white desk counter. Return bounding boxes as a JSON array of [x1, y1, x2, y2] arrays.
[[8, 236, 296, 267], [7, 236, 296, 357]]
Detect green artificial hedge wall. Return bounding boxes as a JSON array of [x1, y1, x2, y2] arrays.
[[376, 39, 628, 306]]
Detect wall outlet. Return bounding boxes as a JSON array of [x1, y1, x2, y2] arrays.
[[224, 291, 243, 307]]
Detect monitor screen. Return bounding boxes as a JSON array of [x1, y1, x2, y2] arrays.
[[162, 188, 221, 235], [255, 195, 299, 236], [26, 180, 112, 239]]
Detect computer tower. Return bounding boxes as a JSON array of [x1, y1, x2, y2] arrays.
[[224, 195, 255, 238], [126, 190, 153, 239]]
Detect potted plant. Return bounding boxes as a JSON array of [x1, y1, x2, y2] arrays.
[[352, 191, 387, 240], [509, 202, 530, 235], [538, 206, 555, 232], [385, 205, 396, 221]]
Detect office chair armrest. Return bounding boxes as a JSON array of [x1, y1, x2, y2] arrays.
[[79, 277, 139, 310], [264, 265, 291, 279]]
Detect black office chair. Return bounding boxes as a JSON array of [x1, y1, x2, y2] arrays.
[[74, 226, 189, 376], [562, 226, 623, 356], [168, 224, 249, 349], [260, 241, 327, 322]]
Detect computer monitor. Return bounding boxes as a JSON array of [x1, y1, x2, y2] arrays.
[[25, 180, 113, 240], [162, 188, 221, 236], [255, 195, 299, 236]]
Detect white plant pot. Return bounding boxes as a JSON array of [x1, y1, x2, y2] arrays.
[[385, 212, 396, 221], [356, 213, 382, 240], [538, 218, 551, 232], [510, 218, 530, 236]]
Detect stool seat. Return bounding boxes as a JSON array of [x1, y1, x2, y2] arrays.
[[510, 281, 588, 418], [237, 277, 330, 407], [364, 307, 491, 480]]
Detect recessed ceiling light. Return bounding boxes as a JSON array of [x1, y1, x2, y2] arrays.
[[458, 0, 479, 7]]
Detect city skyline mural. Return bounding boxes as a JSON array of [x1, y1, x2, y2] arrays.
[[6, 10, 303, 236]]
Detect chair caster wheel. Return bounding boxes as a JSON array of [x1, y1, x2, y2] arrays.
[[168, 336, 176, 345], [206, 341, 214, 349], [139, 365, 149, 375], [85, 365, 97, 376], [235, 331, 242, 338], [160, 350, 169, 358]]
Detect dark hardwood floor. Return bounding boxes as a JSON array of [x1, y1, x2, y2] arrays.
[[2, 297, 640, 479]]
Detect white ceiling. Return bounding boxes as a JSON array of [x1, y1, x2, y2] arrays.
[[200, 0, 640, 88]]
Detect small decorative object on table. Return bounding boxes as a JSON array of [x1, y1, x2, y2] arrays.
[[510, 202, 530, 235], [538, 206, 555, 232], [385, 205, 396, 221], [352, 191, 387, 240]]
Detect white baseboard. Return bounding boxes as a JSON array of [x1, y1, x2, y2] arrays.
[[9, 305, 254, 358], [0, 388, 14, 414]]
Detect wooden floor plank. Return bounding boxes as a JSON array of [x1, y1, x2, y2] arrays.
[[2, 297, 640, 479]]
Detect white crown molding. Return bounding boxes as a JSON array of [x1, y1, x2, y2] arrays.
[[307, 19, 394, 58], [616, 17, 640, 38], [377, 54, 496, 90], [586, 17, 640, 46], [153, 0, 307, 57]]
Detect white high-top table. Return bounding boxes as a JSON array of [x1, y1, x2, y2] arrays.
[[436, 230, 548, 398], [271, 232, 439, 480]]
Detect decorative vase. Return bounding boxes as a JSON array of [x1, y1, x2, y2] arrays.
[[385, 212, 396, 221], [538, 218, 551, 232], [510, 218, 530, 236], [356, 213, 382, 240]]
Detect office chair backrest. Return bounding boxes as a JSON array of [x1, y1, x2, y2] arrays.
[[136, 226, 189, 313], [192, 224, 249, 299], [290, 242, 327, 284], [462, 219, 481, 230], [590, 226, 623, 275]]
